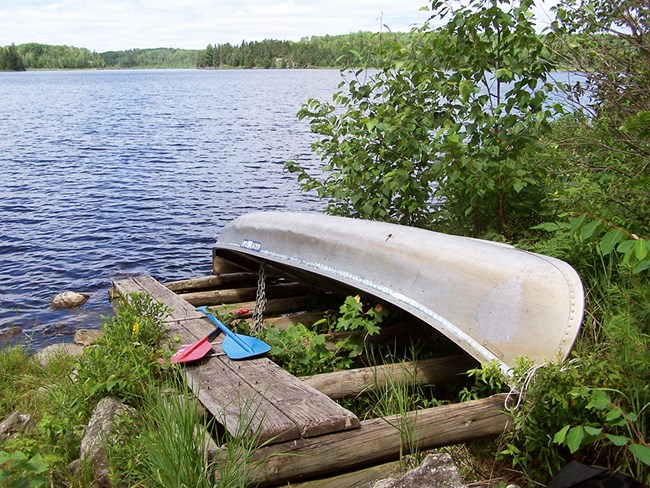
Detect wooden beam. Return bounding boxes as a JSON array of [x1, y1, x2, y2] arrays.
[[178, 282, 308, 307], [218, 395, 509, 487], [287, 459, 403, 488], [165, 273, 258, 293], [210, 296, 313, 317], [213, 255, 249, 274], [300, 355, 477, 400]]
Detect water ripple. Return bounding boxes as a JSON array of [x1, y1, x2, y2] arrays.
[[0, 69, 336, 348]]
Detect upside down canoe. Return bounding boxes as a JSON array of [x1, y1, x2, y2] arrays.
[[212, 211, 585, 373]]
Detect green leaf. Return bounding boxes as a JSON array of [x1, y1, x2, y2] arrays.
[[583, 425, 602, 436], [459, 80, 473, 102], [632, 259, 650, 273], [629, 443, 650, 466], [586, 389, 610, 410], [605, 434, 629, 446], [513, 181, 526, 193], [26, 454, 48, 474], [581, 219, 602, 240], [599, 228, 624, 255], [605, 407, 623, 422], [495, 68, 513, 81], [617, 240, 636, 253], [634, 239, 648, 260], [569, 214, 587, 234], [553, 425, 570, 444], [566, 426, 585, 453]]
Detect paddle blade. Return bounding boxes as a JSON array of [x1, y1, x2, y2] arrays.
[[196, 306, 271, 360], [222, 334, 271, 360], [170, 337, 213, 364]]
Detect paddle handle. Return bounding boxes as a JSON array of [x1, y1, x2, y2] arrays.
[[204, 308, 248, 342], [214, 318, 254, 353], [196, 307, 254, 353]]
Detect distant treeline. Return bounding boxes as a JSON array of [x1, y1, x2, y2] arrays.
[[1, 31, 581, 71], [0, 44, 197, 70], [100, 48, 197, 69], [0, 33, 409, 71], [14, 43, 105, 70], [196, 32, 411, 68]]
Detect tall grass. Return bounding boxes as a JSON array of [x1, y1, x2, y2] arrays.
[[108, 384, 216, 487], [214, 397, 269, 488]]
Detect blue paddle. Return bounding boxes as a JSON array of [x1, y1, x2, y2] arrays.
[[196, 306, 271, 360]]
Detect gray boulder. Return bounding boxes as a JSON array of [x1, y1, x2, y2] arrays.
[[80, 397, 135, 488], [0, 412, 34, 442], [32, 342, 84, 367], [51, 291, 88, 310], [74, 329, 103, 346], [372, 452, 466, 488]]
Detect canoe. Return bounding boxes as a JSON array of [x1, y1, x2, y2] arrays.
[[213, 211, 584, 373]]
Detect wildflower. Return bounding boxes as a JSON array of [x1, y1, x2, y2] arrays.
[[132, 321, 140, 338]]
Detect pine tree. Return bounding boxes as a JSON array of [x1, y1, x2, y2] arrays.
[[0, 43, 26, 71]]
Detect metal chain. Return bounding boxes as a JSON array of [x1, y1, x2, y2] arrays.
[[251, 262, 267, 333]]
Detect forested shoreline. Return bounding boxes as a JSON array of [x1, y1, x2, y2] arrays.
[[0, 32, 407, 71], [1, 30, 579, 71]]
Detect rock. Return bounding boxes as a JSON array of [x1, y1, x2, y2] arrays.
[[80, 397, 135, 488], [0, 326, 22, 340], [371, 453, 466, 488], [51, 291, 89, 310], [74, 329, 103, 346], [32, 343, 85, 367], [0, 412, 34, 442]]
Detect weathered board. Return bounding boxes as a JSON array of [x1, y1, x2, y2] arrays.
[[111, 275, 360, 445], [177, 282, 307, 307], [301, 354, 478, 400]]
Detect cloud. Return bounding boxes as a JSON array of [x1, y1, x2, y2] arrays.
[[0, 1, 556, 52], [0, 0, 430, 51]]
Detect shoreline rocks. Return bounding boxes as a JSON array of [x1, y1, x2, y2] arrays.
[[51, 291, 89, 310], [0, 412, 34, 442]]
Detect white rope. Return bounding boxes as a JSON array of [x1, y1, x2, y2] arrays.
[[505, 357, 581, 411]]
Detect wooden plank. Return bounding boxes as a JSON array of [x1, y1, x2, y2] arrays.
[[165, 273, 257, 293], [112, 275, 201, 322], [301, 355, 477, 400], [228, 356, 359, 438], [111, 276, 360, 445], [183, 344, 301, 444], [219, 395, 510, 487], [113, 277, 299, 443]]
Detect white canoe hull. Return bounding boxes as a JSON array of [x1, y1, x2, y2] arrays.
[[213, 212, 584, 372]]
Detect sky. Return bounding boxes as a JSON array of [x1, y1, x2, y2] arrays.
[[0, 1, 559, 53]]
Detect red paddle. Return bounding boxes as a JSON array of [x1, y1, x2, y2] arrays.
[[169, 308, 248, 364]]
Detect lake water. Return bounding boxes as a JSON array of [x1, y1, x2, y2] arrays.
[[0, 69, 344, 349], [0, 69, 581, 350]]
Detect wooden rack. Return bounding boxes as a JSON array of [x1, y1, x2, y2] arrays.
[[111, 271, 509, 487]]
